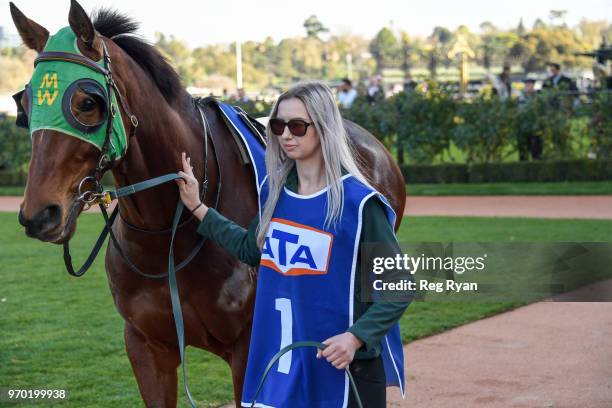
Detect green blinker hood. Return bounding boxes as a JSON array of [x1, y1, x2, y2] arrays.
[[29, 27, 128, 160]]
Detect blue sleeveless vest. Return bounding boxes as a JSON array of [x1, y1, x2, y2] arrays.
[[240, 173, 405, 408]]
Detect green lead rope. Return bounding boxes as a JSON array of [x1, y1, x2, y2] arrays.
[[93, 172, 362, 408], [248, 341, 364, 408], [166, 198, 201, 408]]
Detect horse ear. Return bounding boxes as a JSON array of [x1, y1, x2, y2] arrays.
[[10, 2, 49, 52], [68, 0, 101, 55]]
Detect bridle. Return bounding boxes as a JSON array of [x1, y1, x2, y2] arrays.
[[34, 41, 139, 187], [27, 38, 219, 279]]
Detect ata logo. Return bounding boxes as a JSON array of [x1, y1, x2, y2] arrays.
[[37, 72, 58, 106], [261, 218, 333, 276]]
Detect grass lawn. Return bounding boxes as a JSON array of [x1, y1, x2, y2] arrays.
[[0, 186, 26, 196], [1, 213, 611, 407], [407, 181, 612, 196]]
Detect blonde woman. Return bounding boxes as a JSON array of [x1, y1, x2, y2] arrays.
[[176, 81, 410, 407]]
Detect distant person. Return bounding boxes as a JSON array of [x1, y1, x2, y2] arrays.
[[492, 65, 512, 100], [518, 78, 537, 103], [542, 63, 577, 91], [592, 54, 607, 90], [388, 83, 403, 97], [403, 74, 418, 92], [517, 79, 543, 161], [338, 78, 358, 109], [366, 75, 384, 104], [543, 62, 580, 109], [234, 88, 254, 112], [236, 88, 251, 103]]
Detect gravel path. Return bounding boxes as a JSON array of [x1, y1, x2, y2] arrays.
[[4, 195, 612, 219], [387, 279, 612, 407], [403, 195, 612, 219]]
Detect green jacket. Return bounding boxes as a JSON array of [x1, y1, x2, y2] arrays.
[[196, 165, 411, 359]]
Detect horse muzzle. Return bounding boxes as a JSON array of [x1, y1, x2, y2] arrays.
[[18, 202, 66, 243]]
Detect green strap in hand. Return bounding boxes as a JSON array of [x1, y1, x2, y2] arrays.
[[249, 341, 364, 408]]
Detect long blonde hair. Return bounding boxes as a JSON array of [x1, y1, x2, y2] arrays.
[[256, 81, 373, 248]]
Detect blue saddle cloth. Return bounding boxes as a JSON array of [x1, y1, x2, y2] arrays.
[[216, 102, 267, 193]]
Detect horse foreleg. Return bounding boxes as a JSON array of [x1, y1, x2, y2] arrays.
[[229, 328, 252, 408], [124, 322, 180, 408]]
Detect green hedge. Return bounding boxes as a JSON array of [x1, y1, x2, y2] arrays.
[[401, 159, 612, 183], [0, 169, 114, 187], [0, 170, 27, 186], [343, 83, 612, 165]]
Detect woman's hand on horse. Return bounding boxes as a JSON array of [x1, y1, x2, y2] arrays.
[[316, 332, 365, 370], [176, 152, 208, 220]]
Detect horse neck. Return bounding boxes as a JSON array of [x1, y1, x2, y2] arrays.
[[110, 59, 205, 230]]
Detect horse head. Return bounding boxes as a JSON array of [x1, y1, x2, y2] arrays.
[[12, 0, 136, 243]]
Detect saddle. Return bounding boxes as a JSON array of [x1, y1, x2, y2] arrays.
[[194, 96, 268, 193], [195, 97, 266, 157]]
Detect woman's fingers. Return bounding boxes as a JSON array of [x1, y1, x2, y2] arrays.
[[328, 354, 344, 368], [336, 361, 348, 370], [182, 153, 189, 172], [317, 342, 351, 370], [181, 152, 195, 174], [175, 171, 186, 186], [325, 350, 342, 363], [181, 152, 192, 174], [177, 170, 196, 184], [321, 342, 336, 357]]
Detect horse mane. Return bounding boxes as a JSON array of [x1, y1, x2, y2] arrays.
[[92, 8, 184, 104]]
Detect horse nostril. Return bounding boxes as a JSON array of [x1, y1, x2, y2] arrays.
[[18, 208, 28, 227], [21, 204, 64, 238], [39, 204, 63, 230]]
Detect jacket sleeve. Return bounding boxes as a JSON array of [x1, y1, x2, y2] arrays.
[[347, 196, 414, 354], [196, 208, 262, 266]]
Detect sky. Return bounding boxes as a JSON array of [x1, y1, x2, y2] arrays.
[[1, 0, 611, 48]]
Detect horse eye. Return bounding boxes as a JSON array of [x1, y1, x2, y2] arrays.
[[79, 97, 96, 112]]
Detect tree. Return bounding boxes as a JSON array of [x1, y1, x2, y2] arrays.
[[0, 47, 35, 94], [533, 18, 547, 30], [431, 26, 454, 70], [276, 38, 300, 80], [155, 32, 194, 83], [400, 31, 414, 77], [479, 22, 518, 70], [480, 22, 496, 70], [303, 15, 328, 40], [549, 10, 568, 27], [516, 18, 526, 37], [578, 19, 611, 49], [370, 27, 400, 72], [509, 26, 590, 72]]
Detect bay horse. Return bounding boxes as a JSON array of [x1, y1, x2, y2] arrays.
[[11, 1, 406, 406]]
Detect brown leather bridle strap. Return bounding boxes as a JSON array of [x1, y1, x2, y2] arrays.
[[34, 51, 110, 76]]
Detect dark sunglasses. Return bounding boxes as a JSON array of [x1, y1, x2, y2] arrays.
[[269, 118, 314, 137]]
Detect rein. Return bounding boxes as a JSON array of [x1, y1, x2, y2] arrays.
[[63, 99, 220, 279]]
